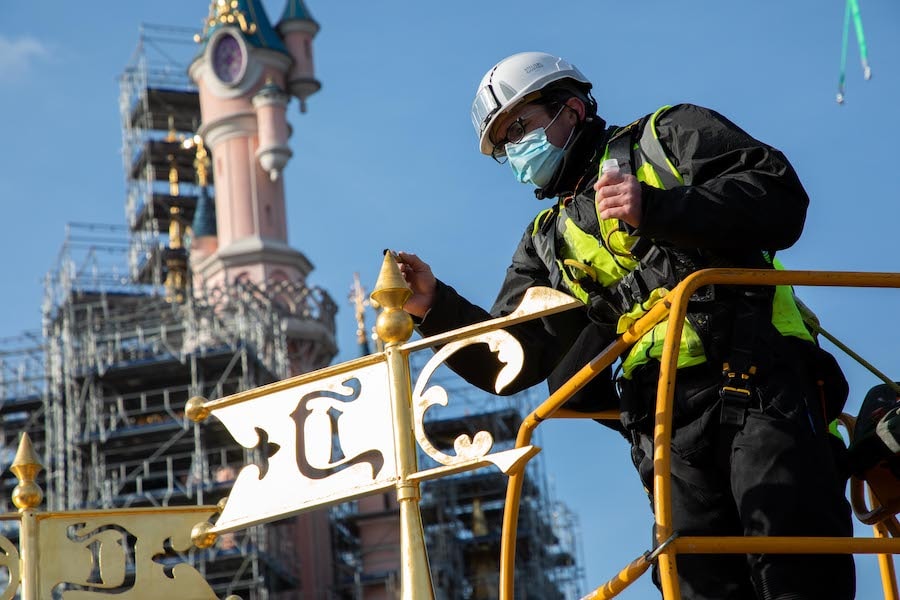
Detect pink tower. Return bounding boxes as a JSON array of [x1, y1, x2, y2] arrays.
[[189, 0, 333, 376], [189, 3, 337, 597]]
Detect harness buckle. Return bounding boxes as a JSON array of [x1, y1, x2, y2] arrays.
[[720, 362, 757, 427], [611, 271, 648, 313]]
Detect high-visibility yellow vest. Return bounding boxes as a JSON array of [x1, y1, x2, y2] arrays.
[[531, 106, 812, 378]]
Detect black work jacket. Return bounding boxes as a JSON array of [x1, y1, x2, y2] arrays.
[[418, 104, 810, 403]]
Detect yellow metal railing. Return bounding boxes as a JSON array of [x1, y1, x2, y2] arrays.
[[499, 269, 900, 600]]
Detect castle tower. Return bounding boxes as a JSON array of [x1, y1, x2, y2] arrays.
[[189, 0, 332, 375], [190, 4, 336, 597], [277, 0, 322, 113]]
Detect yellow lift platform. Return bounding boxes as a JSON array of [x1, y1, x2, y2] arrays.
[[501, 268, 900, 600]]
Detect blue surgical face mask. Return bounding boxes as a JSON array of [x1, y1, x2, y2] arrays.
[[505, 108, 573, 188]]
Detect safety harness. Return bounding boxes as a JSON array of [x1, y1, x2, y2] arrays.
[[531, 109, 721, 370], [531, 106, 802, 427], [531, 114, 698, 314]]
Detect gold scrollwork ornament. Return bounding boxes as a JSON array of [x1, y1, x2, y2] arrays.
[[411, 329, 524, 466], [0, 534, 20, 600]]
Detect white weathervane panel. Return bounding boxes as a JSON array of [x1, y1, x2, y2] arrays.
[[189, 283, 583, 542], [213, 361, 397, 531]]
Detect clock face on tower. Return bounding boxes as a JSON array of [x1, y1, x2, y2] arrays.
[[211, 31, 246, 85]]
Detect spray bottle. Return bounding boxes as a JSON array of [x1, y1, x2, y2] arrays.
[[600, 158, 620, 177]]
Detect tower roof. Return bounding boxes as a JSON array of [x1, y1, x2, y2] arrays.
[[278, 0, 318, 27], [197, 0, 287, 54], [191, 186, 217, 238]]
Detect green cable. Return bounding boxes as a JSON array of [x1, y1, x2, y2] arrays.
[[849, 0, 872, 79], [837, 0, 872, 104], [837, 0, 850, 103]]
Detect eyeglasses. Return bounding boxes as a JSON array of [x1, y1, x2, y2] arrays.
[[491, 108, 545, 164]]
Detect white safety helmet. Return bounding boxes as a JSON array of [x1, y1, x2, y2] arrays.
[[471, 51, 592, 156]]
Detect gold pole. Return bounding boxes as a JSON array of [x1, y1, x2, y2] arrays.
[[10, 433, 44, 600], [371, 252, 435, 600]]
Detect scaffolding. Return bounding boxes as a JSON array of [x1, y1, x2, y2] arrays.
[[0, 23, 339, 600], [118, 24, 203, 291]]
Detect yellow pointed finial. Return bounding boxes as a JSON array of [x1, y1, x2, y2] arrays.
[[10, 433, 43, 510], [371, 251, 414, 345], [371, 251, 412, 307]]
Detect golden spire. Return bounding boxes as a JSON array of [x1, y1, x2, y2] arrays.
[[371, 251, 411, 307], [371, 251, 413, 346], [195, 0, 258, 42], [10, 433, 43, 510]]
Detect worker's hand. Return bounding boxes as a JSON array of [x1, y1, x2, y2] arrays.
[[594, 171, 642, 228], [395, 251, 436, 318]]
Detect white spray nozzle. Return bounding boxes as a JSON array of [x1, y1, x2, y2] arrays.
[[601, 158, 620, 175]]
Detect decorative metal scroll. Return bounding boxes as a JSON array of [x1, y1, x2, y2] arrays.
[[36, 507, 218, 599], [0, 534, 19, 600], [411, 329, 536, 473]]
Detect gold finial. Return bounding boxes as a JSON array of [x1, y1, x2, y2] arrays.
[[371, 251, 411, 306], [184, 135, 211, 187], [185, 396, 211, 422], [168, 163, 180, 197], [198, 0, 258, 40], [370, 252, 414, 345], [164, 253, 187, 304], [165, 201, 187, 304], [10, 433, 43, 510], [191, 493, 230, 550], [166, 115, 178, 142], [169, 206, 184, 250], [166, 116, 181, 197], [191, 520, 217, 549]]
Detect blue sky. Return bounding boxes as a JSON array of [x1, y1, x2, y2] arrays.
[[2, 1, 899, 597]]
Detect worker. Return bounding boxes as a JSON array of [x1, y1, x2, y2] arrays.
[[398, 51, 854, 599]]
